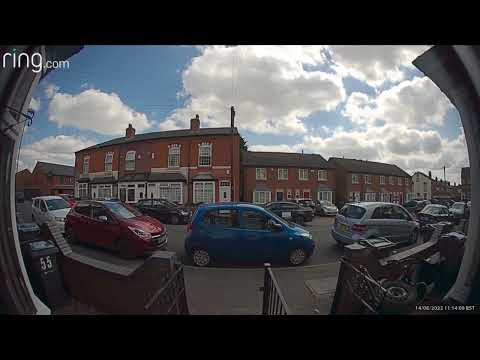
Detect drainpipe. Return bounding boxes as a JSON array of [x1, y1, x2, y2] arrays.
[[414, 45, 480, 304]]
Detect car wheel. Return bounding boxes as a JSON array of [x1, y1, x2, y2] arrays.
[[410, 229, 419, 245], [288, 248, 307, 266], [116, 238, 137, 259], [192, 249, 211, 267], [170, 214, 180, 225]]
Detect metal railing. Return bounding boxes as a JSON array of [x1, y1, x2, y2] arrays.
[[261, 263, 291, 315], [144, 264, 189, 315]]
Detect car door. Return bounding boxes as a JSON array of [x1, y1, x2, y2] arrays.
[[38, 200, 49, 225], [32, 199, 39, 223], [391, 205, 416, 242], [89, 204, 121, 249], [367, 205, 400, 241], [203, 209, 241, 263], [239, 209, 280, 263], [155, 200, 171, 222], [71, 203, 92, 243]]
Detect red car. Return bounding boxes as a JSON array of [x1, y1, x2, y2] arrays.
[[59, 193, 77, 207], [65, 200, 167, 258]]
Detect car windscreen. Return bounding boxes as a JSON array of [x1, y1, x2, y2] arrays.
[[45, 199, 70, 211], [104, 202, 141, 219], [320, 201, 334, 206], [339, 205, 366, 219], [452, 203, 465, 210], [422, 206, 443, 215]]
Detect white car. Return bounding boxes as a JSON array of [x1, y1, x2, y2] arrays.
[[31, 196, 71, 233]]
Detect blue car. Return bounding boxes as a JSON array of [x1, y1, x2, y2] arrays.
[[185, 203, 315, 267]]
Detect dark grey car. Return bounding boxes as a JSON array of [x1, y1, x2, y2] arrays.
[[331, 202, 420, 246]]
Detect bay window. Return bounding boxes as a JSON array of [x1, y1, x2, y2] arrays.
[[253, 191, 271, 204], [194, 181, 215, 203]]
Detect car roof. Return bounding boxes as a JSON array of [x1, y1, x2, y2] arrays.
[[74, 200, 120, 206], [196, 202, 266, 211], [32, 196, 63, 200], [346, 202, 401, 209], [424, 204, 447, 208]]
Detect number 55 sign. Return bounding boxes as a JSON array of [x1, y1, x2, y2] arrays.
[[40, 256, 53, 271]]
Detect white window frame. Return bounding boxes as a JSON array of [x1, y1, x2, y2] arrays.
[[278, 168, 288, 180], [298, 169, 309, 181], [365, 174, 372, 184], [158, 182, 183, 203], [105, 152, 113, 172], [318, 191, 332, 202], [295, 189, 300, 199], [198, 143, 212, 167], [168, 144, 181, 168], [253, 191, 271, 204], [193, 181, 215, 203], [78, 183, 89, 199], [83, 156, 89, 175], [380, 175, 386, 185], [398, 177, 402, 186], [389, 176, 395, 185], [286, 189, 292, 200], [125, 151, 136, 171], [364, 192, 376, 201], [318, 170, 328, 181], [256, 168, 267, 180], [352, 174, 359, 184], [98, 184, 112, 199]]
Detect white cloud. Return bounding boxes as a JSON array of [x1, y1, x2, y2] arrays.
[[160, 45, 345, 134], [326, 45, 430, 87], [48, 88, 153, 135], [343, 77, 453, 129], [29, 97, 41, 112], [19, 135, 96, 171], [45, 84, 59, 99]]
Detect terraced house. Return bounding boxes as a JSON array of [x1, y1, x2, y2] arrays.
[[241, 151, 336, 204], [74, 115, 241, 205], [329, 157, 413, 207]]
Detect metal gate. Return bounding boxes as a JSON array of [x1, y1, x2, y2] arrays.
[[260, 263, 291, 315]]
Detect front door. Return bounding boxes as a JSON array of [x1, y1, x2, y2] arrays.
[[219, 180, 231, 202], [119, 187, 126, 202], [276, 191, 284, 201]]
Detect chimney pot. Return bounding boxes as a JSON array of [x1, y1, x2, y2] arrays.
[[126, 123, 136, 139], [190, 115, 200, 131], [231, 106, 235, 128]]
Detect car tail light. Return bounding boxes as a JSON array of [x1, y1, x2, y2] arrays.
[[352, 224, 367, 233]]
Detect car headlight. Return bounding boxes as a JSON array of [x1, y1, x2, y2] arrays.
[[128, 226, 151, 240], [54, 217, 65, 222]]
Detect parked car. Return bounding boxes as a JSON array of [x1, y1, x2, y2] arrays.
[[135, 198, 191, 225], [449, 201, 470, 223], [184, 203, 315, 267], [416, 204, 453, 228], [59, 193, 76, 207], [331, 202, 419, 246], [315, 200, 339, 216], [293, 198, 316, 210], [65, 200, 167, 259], [263, 201, 314, 225], [403, 199, 431, 215], [31, 196, 71, 233]]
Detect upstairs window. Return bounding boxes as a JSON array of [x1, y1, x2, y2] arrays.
[[398, 177, 402, 186], [168, 144, 181, 168], [389, 176, 395, 185], [83, 156, 89, 175], [352, 174, 359, 184], [365, 174, 372, 184], [256, 168, 267, 180], [318, 170, 328, 181], [298, 169, 309, 181], [198, 143, 212, 167], [105, 152, 113, 172], [278, 168, 288, 180], [380, 175, 386, 185], [125, 151, 136, 171]]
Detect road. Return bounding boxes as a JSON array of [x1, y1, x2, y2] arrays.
[[16, 200, 343, 267]]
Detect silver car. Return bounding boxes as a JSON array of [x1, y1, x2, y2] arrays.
[[315, 200, 339, 216], [331, 202, 419, 246]]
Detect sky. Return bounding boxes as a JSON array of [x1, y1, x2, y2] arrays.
[[20, 45, 469, 185]]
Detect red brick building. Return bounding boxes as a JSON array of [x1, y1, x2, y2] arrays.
[[74, 115, 241, 205], [16, 162, 75, 199], [329, 157, 413, 208], [241, 151, 336, 204]]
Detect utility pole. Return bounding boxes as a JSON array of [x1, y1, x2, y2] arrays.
[[444, 165, 446, 182]]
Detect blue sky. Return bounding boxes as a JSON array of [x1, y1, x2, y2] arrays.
[[21, 45, 468, 184]]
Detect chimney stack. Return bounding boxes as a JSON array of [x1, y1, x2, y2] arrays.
[[428, 170, 432, 179], [190, 114, 200, 131], [126, 124, 136, 139], [230, 106, 235, 128]]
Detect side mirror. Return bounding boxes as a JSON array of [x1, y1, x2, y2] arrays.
[[98, 215, 108, 223], [268, 220, 282, 231]]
